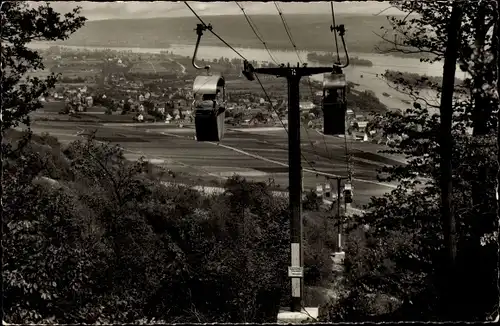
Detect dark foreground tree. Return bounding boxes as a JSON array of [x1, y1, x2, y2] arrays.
[[322, 0, 498, 322], [435, 3, 463, 318], [1, 1, 86, 142], [2, 131, 295, 323]]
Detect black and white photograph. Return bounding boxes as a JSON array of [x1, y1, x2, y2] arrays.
[[2, 0, 499, 323]]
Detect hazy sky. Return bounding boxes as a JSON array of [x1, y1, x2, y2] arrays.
[[39, 1, 407, 21]]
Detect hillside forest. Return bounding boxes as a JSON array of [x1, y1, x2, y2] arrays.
[[2, 0, 499, 323]]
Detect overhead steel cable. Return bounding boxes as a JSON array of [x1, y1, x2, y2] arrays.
[[330, 1, 353, 181], [273, 1, 333, 162], [184, 1, 246, 61], [273, 1, 301, 63], [330, 1, 341, 64], [184, 1, 321, 175], [235, 2, 279, 65], [254, 73, 324, 175]]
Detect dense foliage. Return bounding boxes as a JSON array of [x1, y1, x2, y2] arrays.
[[1, 3, 333, 323], [322, 0, 499, 322], [3, 130, 340, 323], [1, 1, 86, 134], [3, 1, 499, 323], [347, 89, 387, 114], [383, 70, 464, 90]]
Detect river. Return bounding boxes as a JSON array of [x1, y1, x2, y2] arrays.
[[29, 42, 470, 114]]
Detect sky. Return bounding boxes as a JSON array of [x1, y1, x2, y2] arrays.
[[38, 1, 407, 21]]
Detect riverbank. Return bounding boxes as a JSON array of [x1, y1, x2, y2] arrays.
[[30, 41, 467, 114]]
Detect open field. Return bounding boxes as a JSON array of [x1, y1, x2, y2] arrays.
[[226, 77, 319, 97], [33, 112, 144, 124], [28, 119, 404, 209], [55, 82, 99, 88], [24, 69, 52, 79], [129, 61, 170, 74], [34, 104, 139, 124]]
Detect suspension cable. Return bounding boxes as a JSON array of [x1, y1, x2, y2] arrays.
[[184, 1, 246, 60], [184, 2, 319, 173], [185, 1, 324, 177], [330, 1, 353, 182], [273, 1, 301, 64], [235, 2, 279, 65], [344, 123, 352, 181], [273, 1, 333, 162], [330, 1, 341, 64], [254, 75, 319, 173]]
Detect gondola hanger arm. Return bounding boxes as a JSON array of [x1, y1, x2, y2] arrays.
[[330, 24, 349, 69], [192, 23, 212, 73]]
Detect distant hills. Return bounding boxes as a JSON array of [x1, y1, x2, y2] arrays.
[[55, 14, 398, 54]]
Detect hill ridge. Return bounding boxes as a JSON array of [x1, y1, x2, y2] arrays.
[[57, 14, 397, 53], [87, 13, 396, 23]]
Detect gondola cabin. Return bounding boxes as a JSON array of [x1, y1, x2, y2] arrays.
[[192, 74, 226, 142], [343, 183, 353, 204], [322, 72, 347, 136]]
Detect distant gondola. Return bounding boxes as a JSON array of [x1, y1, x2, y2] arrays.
[[322, 71, 347, 136]]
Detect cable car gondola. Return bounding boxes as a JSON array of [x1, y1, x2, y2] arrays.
[[322, 71, 347, 136], [193, 74, 226, 141], [190, 23, 226, 142], [343, 183, 353, 204], [322, 22, 349, 137]]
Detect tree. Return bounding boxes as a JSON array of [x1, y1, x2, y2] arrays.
[[302, 190, 323, 212], [322, 1, 498, 321], [377, 0, 498, 131], [435, 3, 463, 317], [122, 101, 132, 115], [254, 112, 266, 122], [233, 112, 244, 124], [2, 135, 110, 323], [1, 1, 86, 136], [5, 126, 339, 323]]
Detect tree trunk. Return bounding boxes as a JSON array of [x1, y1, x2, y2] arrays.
[[468, 5, 493, 318], [438, 3, 463, 320], [472, 2, 498, 136], [472, 2, 488, 136], [465, 2, 500, 320], [496, 0, 500, 255]]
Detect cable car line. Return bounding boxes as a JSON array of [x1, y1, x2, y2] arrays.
[[184, 3, 360, 312], [329, 1, 353, 183], [273, 3, 323, 151], [235, 2, 279, 65], [254, 73, 323, 171], [330, 2, 351, 179], [186, 2, 354, 194], [231, 2, 325, 171], [273, 1, 301, 63], [185, 1, 321, 175], [186, 4, 358, 310], [330, 1, 341, 65], [184, 1, 246, 61], [273, 2, 333, 164]]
